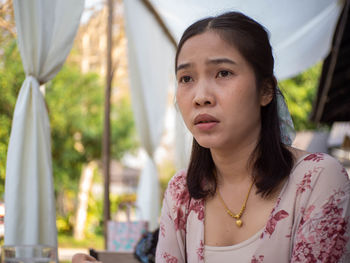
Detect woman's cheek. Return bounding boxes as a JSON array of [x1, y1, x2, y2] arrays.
[[176, 98, 191, 129], [176, 88, 187, 110]]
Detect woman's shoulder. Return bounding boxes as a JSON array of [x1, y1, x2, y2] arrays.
[[291, 152, 349, 190], [164, 170, 190, 206], [167, 169, 188, 191], [294, 152, 347, 173]]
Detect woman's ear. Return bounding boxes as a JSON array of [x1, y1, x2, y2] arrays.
[[260, 79, 274, 106]]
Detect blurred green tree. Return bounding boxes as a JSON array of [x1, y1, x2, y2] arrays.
[[47, 64, 138, 193], [279, 63, 322, 131], [0, 41, 137, 202]]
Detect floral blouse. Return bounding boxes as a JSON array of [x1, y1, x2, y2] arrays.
[[156, 153, 350, 262]]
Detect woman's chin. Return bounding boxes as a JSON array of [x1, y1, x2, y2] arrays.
[[195, 138, 223, 149]]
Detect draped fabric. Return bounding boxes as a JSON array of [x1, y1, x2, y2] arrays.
[[150, 0, 344, 80], [124, 0, 175, 230], [174, 111, 192, 170], [5, 0, 84, 248]]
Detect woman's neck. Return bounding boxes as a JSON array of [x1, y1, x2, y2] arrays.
[[211, 138, 257, 186]]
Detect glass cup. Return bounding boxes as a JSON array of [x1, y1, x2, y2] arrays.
[[1, 245, 56, 263]]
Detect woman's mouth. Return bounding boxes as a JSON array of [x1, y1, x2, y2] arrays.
[[194, 114, 219, 131]]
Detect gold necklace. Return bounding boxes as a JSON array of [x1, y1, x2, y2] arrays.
[[217, 180, 254, 227]]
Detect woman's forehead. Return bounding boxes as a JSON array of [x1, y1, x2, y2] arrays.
[[177, 31, 245, 69]]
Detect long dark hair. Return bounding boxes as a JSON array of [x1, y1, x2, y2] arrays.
[[175, 12, 294, 199]]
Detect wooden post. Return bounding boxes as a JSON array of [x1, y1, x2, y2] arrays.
[[102, 0, 114, 250]]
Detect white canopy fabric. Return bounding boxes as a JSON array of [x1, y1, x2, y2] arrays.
[[5, 0, 84, 248], [123, 0, 344, 228], [124, 0, 175, 230], [175, 112, 192, 169], [150, 0, 344, 80]]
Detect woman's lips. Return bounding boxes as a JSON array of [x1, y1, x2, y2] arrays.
[[194, 114, 219, 131]]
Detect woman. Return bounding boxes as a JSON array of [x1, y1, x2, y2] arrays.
[[73, 11, 350, 263], [156, 11, 350, 262]]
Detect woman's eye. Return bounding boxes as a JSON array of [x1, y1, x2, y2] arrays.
[[179, 76, 193, 83], [216, 70, 232, 78]]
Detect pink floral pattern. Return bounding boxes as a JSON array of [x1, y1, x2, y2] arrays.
[[296, 171, 313, 194], [160, 222, 166, 237], [189, 199, 205, 221], [341, 167, 349, 179], [261, 197, 289, 239], [156, 154, 350, 262], [251, 255, 264, 263], [168, 172, 190, 232], [299, 205, 316, 225], [304, 153, 324, 162], [197, 240, 204, 261], [168, 172, 190, 206], [266, 210, 289, 236], [162, 252, 178, 263], [174, 206, 186, 231], [292, 189, 349, 262]]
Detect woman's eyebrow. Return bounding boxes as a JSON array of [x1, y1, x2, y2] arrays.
[[176, 58, 236, 72], [206, 58, 237, 65], [176, 63, 192, 72]]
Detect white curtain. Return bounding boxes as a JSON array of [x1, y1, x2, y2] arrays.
[[175, 110, 192, 170], [5, 0, 84, 247], [124, 0, 175, 230], [150, 0, 344, 80]]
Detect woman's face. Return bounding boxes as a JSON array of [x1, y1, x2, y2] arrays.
[[176, 31, 270, 151]]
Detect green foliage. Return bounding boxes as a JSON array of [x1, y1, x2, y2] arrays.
[[56, 189, 79, 235], [0, 40, 138, 221], [85, 189, 104, 236], [0, 39, 25, 196], [46, 65, 138, 193], [56, 214, 74, 234], [47, 66, 137, 233], [279, 63, 322, 131], [85, 192, 137, 237], [46, 65, 104, 191], [111, 98, 137, 160]]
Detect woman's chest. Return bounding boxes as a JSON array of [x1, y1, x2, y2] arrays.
[[204, 194, 277, 246]]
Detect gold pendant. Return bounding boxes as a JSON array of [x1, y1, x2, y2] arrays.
[[236, 219, 243, 227]]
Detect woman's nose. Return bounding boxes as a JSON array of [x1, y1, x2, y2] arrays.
[[193, 82, 215, 106]]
